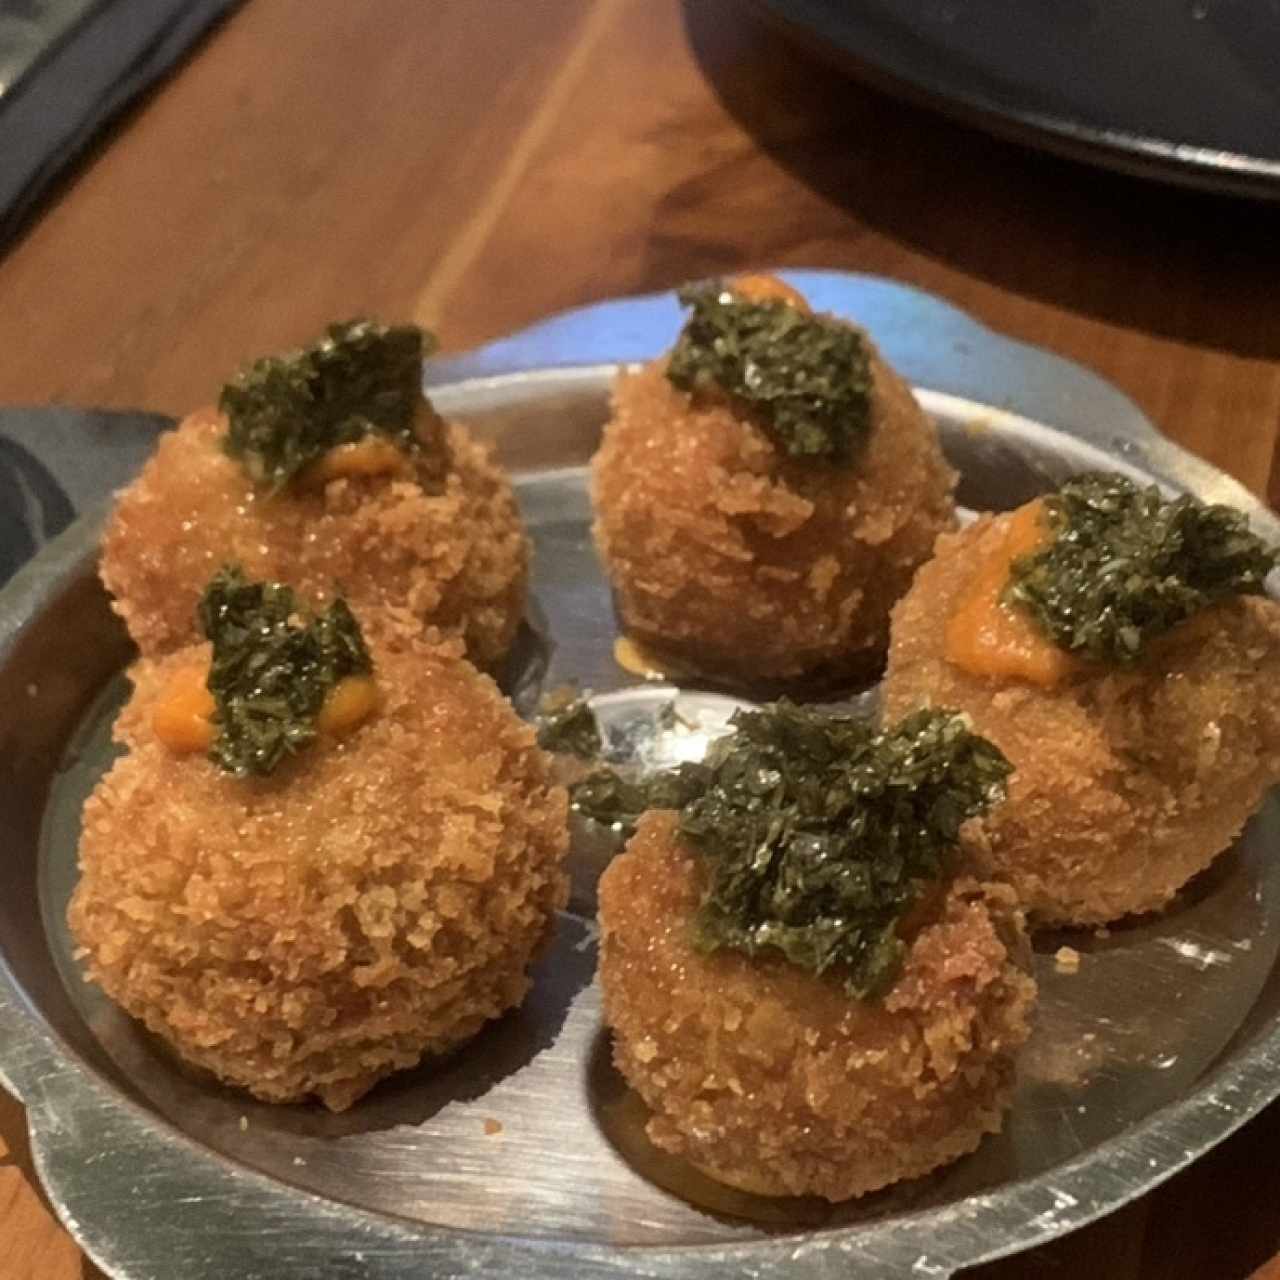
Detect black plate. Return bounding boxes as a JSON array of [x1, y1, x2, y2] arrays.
[[749, 0, 1280, 199]]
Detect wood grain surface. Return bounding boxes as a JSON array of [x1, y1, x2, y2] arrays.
[[2, 1, 1280, 1277]]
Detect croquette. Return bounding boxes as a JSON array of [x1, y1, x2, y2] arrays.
[[68, 626, 568, 1110], [590, 277, 955, 686], [598, 811, 1036, 1201], [883, 508, 1280, 926], [102, 402, 528, 670]]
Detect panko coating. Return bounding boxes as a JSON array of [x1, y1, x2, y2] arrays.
[[598, 811, 1036, 1201], [101, 329, 527, 669], [883, 506, 1280, 926], [69, 626, 568, 1111], [590, 277, 956, 686]]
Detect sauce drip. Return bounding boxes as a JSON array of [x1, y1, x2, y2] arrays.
[[612, 635, 708, 682]]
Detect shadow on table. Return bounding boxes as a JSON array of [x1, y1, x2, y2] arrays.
[[680, 0, 1280, 364]]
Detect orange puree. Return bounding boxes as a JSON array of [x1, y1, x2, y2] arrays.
[[315, 675, 380, 736], [153, 668, 379, 754], [152, 666, 216, 752], [730, 273, 811, 313], [298, 436, 404, 488], [944, 500, 1079, 688]]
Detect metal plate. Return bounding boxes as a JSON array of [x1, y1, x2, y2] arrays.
[[3, 272, 1280, 1279], [748, 0, 1280, 200]]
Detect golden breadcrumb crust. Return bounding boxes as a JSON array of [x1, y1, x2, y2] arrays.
[[883, 511, 1280, 926], [597, 811, 1036, 1201], [69, 630, 568, 1110], [590, 354, 955, 685], [100, 409, 528, 668]]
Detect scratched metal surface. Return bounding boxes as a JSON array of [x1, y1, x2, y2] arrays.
[[3, 274, 1280, 1279]]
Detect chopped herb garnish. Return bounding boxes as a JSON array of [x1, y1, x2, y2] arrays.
[[655, 701, 681, 733], [665, 282, 873, 462], [1006, 473, 1276, 665], [570, 763, 709, 834], [679, 703, 1010, 998], [199, 566, 373, 776], [536, 692, 603, 759], [220, 319, 437, 492], [579, 702, 1009, 995]]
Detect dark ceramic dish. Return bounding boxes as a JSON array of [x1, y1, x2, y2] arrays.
[[750, 0, 1280, 198]]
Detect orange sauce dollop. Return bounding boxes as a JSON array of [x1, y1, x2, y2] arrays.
[[152, 668, 379, 754], [314, 675, 380, 735], [943, 500, 1079, 688], [729, 273, 811, 313], [297, 436, 405, 489], [151, 666, 216, 752]]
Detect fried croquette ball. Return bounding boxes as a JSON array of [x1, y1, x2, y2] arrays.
[[883, 510, 1280, 926], [590, 279, 955, 686], [597, 811, 1036, 1201], [68, 629, 568, 1111], [101, 405, 528, 669]]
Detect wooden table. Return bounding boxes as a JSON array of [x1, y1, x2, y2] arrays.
[[3, 1, 1280, 1276]]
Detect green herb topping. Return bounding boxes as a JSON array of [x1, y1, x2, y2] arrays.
[[570, 763, 708, 833], [220, 319, 437, 492], [535, 692, 603, 759], [576, 702, 1010, 995], [678, 704, 1011, 997], [1005, 472, 1276, 665], [666, 282, 873, 462], [199, 566, 373, 777]]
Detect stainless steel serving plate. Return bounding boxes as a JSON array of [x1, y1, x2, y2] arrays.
[[2, 271, 1280, 1279]]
